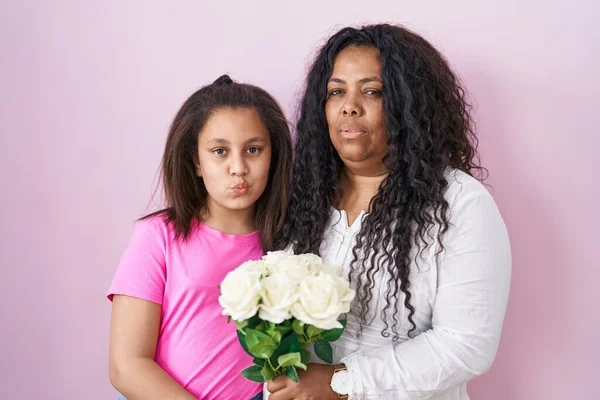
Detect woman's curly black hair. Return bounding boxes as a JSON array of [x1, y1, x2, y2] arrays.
[[274, 24, 486, 339]]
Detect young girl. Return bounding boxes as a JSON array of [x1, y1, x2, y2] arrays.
[[107, 75, 292, 400]]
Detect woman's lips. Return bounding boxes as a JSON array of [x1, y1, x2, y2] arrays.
[[340, 128, 367, 138]]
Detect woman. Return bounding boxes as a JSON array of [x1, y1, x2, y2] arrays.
[[267, 24, 511, 400]]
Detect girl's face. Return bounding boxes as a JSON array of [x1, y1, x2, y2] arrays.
[[196, 108, 272, 216], [325, 45, 388, 175]]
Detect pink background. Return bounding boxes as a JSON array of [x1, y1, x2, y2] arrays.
[[1, 1, 598, 399]]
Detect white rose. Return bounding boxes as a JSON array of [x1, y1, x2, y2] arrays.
[[291, 275, 350, 330], [314, 263, 344, 278], [326, 273, 355, 313], [258, 273, 298, 323], [294, 253, 323, 268], [262, 250, 294, 267], [237, 260, 268, 275], [266, 256, 313, 282], [218, 269, 261, 321], [292, 253, 328, 277]]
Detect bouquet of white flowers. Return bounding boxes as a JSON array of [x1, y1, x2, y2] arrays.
[[218, 251, 355, 383]]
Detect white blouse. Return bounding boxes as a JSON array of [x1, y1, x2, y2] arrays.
[[318, 169, 512, 399]]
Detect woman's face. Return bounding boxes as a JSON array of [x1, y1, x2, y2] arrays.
[[325, 45, 388, 175]]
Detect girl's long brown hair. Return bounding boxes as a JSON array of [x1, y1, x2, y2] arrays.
[[143, 75, 292, 251]]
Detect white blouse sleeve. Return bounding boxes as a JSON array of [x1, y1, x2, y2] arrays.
[[341, 180, 512, 399]]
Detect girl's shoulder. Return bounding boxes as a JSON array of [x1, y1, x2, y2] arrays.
[[133, 212, 178, 243], [136, 212, 171, 230]]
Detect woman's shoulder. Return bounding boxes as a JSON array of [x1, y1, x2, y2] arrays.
[[443, 168, 508, 238], [444, 168, 493, 207]]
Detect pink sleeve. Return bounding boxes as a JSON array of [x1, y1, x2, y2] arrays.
[[107, 218, 167, 305]]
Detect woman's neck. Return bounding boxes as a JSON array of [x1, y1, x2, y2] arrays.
[[336, 166, 388, 225], [340, 168, 389, 198], [342, 165, 388, 192]]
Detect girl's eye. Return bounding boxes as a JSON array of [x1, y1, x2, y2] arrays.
[[247, 147, 261, 154], [212, 148, 227, 156], [328, 88, 344, 96]]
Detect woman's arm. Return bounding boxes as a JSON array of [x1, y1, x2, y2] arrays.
[[341, 186, 512, 399], [109, 295, 196, 400], [267, 181, 511, 400]]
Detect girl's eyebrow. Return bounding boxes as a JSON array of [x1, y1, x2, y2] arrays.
[[207, 138, 229, 144], [245, 137, 268, 144], [207, 137, 268, 144]]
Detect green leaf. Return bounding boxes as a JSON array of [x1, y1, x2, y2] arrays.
[[306, 325, 324, 340], [246, 329, 277, 359], [298, 336, 309, 347], [280, 319, 292, 327], [321, 319, 346, 342], [295, 361, 307, 370], [256, 321, 269, 333], [235, 320, 248, 330], [278, 352, 301, 368], [292, 319, 305, 336], [246, 329, 276, 350], [241, 365, 265, 382], [321, 328, 344, 342], [237, 330, 252, 356], [253, 357, 266, 366], [286, 365, 299, 383], [300, 348, 312, 365], [250, 342, 277, 359], [276, 323, 293, 337], [270, 334, 301, 368], [276, 333, 301, 356], [247, 314, 262, 329], [227, 315, 232, 323], [260, 363, 275, 381], [314, 339, 333, 364], [267, 329, 282, 344]]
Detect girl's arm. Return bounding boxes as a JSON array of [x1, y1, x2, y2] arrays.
[[109, 295, 196, 400]]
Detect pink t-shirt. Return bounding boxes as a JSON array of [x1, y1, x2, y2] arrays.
[[107, 215, 262, 399]]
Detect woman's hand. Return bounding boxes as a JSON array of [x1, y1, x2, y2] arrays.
[[267, 363, 339, 400]]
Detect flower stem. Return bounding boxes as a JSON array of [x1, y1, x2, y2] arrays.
[[267, 357, 278, 374]]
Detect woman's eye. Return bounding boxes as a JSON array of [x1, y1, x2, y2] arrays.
[[247, 147, 261, 154], [328, 88, 344, 96], [212, 148, 227, 155], [365, 89, 382, 96]]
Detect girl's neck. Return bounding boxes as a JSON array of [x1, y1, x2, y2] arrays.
[[200, 205, 256, 235]]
